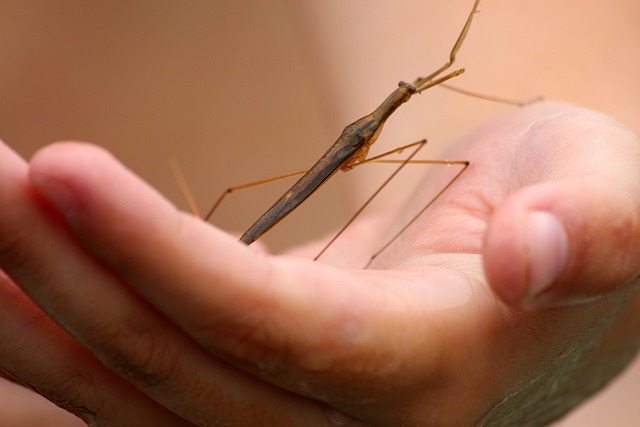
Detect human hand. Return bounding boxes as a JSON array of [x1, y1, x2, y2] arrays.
[[0, 102, 638, 426]]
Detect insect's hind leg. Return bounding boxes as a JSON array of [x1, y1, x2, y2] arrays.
[[313, 139, 428, 261], [363, 158, 469, 269], [313, 139, 469, 265]]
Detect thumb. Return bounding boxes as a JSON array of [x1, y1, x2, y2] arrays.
[[483, 133, 640, 310], [484, 178, 640, 309]]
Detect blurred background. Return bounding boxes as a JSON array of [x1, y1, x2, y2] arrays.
[[0, 0, 638, 425]]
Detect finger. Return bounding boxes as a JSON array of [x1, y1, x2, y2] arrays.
[[28, 142, 398, 373], [27, 142, 490, 423], [0, 272, 88, 427], [0, 143, 194, 426], [0, 271, 197, 426], [0, 141, 339, 426], [483, 108, 640, 308]]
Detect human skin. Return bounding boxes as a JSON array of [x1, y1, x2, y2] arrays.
[[0, 0, 638, 424], [0, 102, 638, 426]]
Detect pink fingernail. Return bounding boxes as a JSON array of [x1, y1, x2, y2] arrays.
[[525, 211, 569, 303]]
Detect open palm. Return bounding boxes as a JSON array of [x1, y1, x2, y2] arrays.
[[0, 102, 638, 426]]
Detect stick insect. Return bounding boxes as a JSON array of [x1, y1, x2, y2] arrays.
[[194, 0, 482, 266]]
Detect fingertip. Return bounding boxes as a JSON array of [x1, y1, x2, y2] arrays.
[[30, 141, 110, 180], [485, 179, 640, 310], [30, 142, 101, 196], [482, 196, 528, 306], [29, 142, 110, 220], [484, 187, 575, 309]]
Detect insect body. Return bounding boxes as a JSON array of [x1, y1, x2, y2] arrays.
[[240, 80, 420, 245], [204, 0, 480, 259]]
